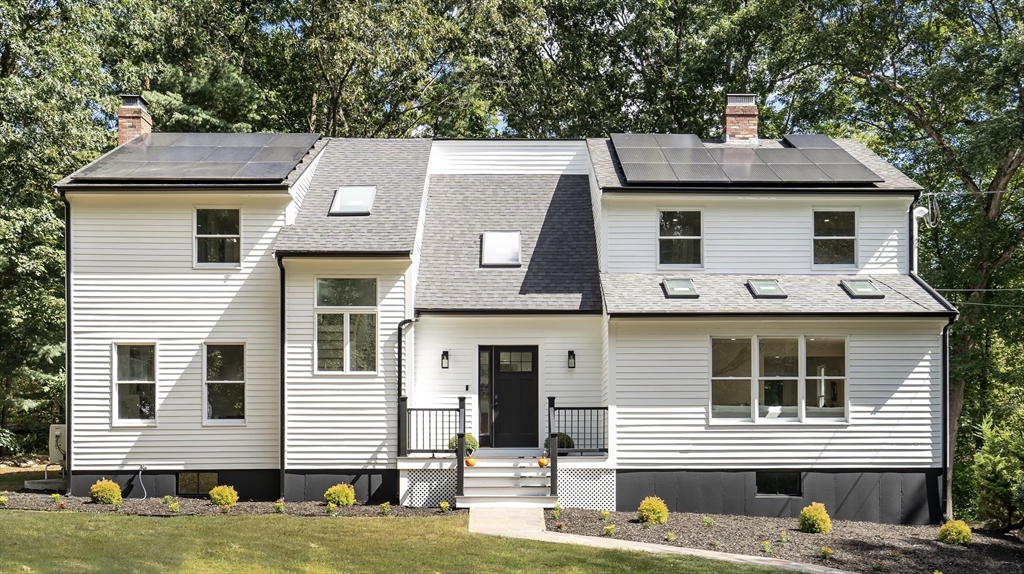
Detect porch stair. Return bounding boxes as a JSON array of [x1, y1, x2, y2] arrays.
[[456, 449, 558, 509]]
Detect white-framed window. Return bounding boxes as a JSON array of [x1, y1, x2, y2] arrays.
[[658, 210, 702, 267], [195, 208, 241, 266], [114, 343, 157, 425], [315, 278, 378, 373], [812, 210, 856, 266], [709, 335, 848, 423], [203, 343, 246, 424]]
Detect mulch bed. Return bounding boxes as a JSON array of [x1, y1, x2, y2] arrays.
[[0, 491, 463, 518], [546, 509, 1024, 574]]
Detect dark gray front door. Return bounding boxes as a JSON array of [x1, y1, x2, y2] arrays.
[[492, 346, 538, 448]]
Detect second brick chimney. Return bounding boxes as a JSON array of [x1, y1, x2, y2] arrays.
[[723, 93, 758, 143], [117, 94, 152, 145]]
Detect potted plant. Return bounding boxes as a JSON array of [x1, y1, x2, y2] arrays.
[[448, 433, 479, 466]]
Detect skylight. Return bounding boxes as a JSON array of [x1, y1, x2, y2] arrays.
[[481, 231, 521, 267], [840, 279, 884, 299], [662, 278, 699, 298], [329, 185, 376, 215], [747, 279, 787, 299]]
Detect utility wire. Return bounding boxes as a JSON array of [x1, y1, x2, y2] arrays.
[[934, 288, 1024, 292], [951, 301, 1024, 309]]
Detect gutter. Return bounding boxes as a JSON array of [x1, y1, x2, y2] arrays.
[[941, 318, 952, 519], [608, 310, 957, 319], [274, 250, 411, 259], [909, 273, 959, 316], [601, 187, 923, 196], [415, 308, 604, 316], [396, 317, 417, 459], [57, 183, 292, 193], [61, 191, 72, 481], [277, 255, 286, 498]]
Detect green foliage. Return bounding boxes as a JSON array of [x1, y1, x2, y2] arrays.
[[637, 496, 669, 525], [208, 485, 239, 508], [665, 531, 676, 542], [820, 547, 834, 560], [323, 484, 355, 508], [326, 502, 337, 515], [379, 502, 391, 516], [701, 516, 714, 528], [761, 540, 773, 555], [551, 502, 561, 520], [50, 493, 61, 504], [0, 495, 7, 506], [275, 499, 286, 514], [89, 478, 122, 506], [599, 510, 609, 521], [168, 501, 179, 513], [974, 416, 1024, 527], [937, 520, 973, 546], [448, 433, 478, 456], [778, 530, 789, 544], [162, 495, 173, 506], [543, 433, 574, 450], [603, 524, 615, 537], [438, 501, 450, 513], [799, 502, 832, 534]]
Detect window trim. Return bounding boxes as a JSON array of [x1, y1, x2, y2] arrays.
[[657, 208, 704, 270], [480, 230, 523, 268], [111, 341, 158, 428], [193, 206, 243, 269], [329, 185, 377, 216], [755, 471, 804, 498], [708, 335, 850, 425], [811, 208, 858, 269], [202, 342, 247, 426], [313, 276, 380, 375]]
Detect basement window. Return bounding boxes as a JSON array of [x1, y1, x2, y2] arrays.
[[662, 278, 699, 298], [330, 185, 376, 215], [747, 279, 787, 299], [178, 472, 219, 496], [840, 279, 884, 299], [756, 472, 802, 497], [481, 231, 521, 267]]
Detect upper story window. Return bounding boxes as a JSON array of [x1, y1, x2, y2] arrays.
[[315, 278, 377, 373], [659, 211, 702, 267], [115, 343, 156, 423], [481, 231, 521, 267], [813, 210, 855, 266], [204, 344, 245, 423], [330, 186, 376, 215], [196, 209, 240, 265]]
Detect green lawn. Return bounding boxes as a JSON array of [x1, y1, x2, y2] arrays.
[[0, 511, 786, 574]]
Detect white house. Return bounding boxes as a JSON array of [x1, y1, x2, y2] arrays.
[[56, 94, 955, 524]]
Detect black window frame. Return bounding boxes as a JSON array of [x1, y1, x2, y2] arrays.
[[755, 471, 803, 497], [177, 472, 220, 496]]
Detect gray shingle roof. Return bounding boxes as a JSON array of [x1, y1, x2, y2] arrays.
[[275, 138, 432, 254], [586, 137, 922, 191], [416, 174, 602, 312], [601, 273, 954, 315]]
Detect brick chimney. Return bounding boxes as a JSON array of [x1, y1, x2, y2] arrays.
[[117, 94, 152, 145], [723, 93, 758, 143]]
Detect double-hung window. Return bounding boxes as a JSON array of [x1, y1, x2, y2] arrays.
[[204, 344, 245, 423], [659, 211, 702, 266], [710, 336, 848, 423], [813, 210, 856, 266], [315, 278, 378, 373], [115, 344, 157, 423], [195, 208, 241, 265]]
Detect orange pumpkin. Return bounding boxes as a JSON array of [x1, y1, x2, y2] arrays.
[[537, 457, 549, 467], [466, 457, 476, 467]]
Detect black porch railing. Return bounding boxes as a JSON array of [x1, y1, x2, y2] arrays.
[[547, 397, 609, 497], [399, 396, 467, 499]]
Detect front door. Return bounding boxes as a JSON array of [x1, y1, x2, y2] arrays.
[[492, 346, 538, 448]]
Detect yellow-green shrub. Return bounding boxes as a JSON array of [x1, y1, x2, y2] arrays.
[[637, 496, 669, 524], [208, 485, 239, 507], [937, 520, 972, 546], [798, 502, 832, 534], [89, 478, 123, 506], [324, 483, 356, 507], [0, 496, 7, 506]]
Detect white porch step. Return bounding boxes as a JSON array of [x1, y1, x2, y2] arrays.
[[473, 448, 543, 458], [463, 485, 551, 497], [465, 458, 549, 469], [456, 495, 559, 509]]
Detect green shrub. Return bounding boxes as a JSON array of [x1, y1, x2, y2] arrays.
[[665, 531, 677, 542], [162, 495, 173, 505], [820, 546, 834, 560], [50, 493, 61, 504], [637, 496, 669, 524], [168, 502, 180, 513], [799, 502, 832, 534], [274, 499, 286, 514], [551, 502, 561, 520], [208, 485, 239, 507], [0, 496, 7, 507], [543, 433, 575, 450], [323, 483, 356, 507], [937, 520, 972, 546], [761, 540, 773, 555], [702, 515, 714, 528], [603, 524, 615, 537], [326, 502, 337, 514], [89, 478, 123, 506], [708, 540, 720, 550], [974, 416, 1024, 528], [380, 502, 391, 515], [779, 530, 789, 543], [448, 433, 479, 455], [439, 501, 451, 513], [599, 510, 610, 521]]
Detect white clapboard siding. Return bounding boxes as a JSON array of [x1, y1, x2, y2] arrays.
[[412, 315, 605, 441], [283, 258, 410, 470], [69, 193, 290, 471], [611, 319, 944, 469], [603, 195, 911, 274], [588, 165, 607, 273], [427, 140, 590, 175]]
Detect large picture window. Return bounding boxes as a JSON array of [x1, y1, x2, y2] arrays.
[[315, 278, 377, 373], [115, 344, 156, 422], [196, 208, 241, 265], [710, 336, 847, 422], [205, 344, 245, 422], [659, 211, 702, 266], [813, 210, 856, 265]]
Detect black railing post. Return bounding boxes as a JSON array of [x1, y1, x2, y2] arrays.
[[457, 396, 466, 498], [548, 396, 558, 497], [398, 396, 408, 457]]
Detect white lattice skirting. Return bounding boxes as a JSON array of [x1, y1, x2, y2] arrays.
[[402, 469, 457, 508], [558, 468, 616, 510]]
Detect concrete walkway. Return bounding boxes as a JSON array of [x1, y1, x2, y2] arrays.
[[467, 507, 856, 574]]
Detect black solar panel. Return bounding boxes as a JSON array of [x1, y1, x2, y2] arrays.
[[783, 134, 841, 149], [799, 148, 859, 164], [615, 147, 668, 163], [655, 133, 704, 148], [70, 132, 320, 183], [620, 162, 677, 182], [670, 163, 729, 181], [662, 148, 716, 163], [611, 133, 660, 148], [817, 163, 884, 182], [754, 149, 811, 164], [708, 148, 763, 163], [767, 163, 832, 182], [720, 163, 781, 182]]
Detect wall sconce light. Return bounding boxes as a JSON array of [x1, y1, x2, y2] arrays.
[[441, 350, 449, 369], [567, 350, 576, 369]]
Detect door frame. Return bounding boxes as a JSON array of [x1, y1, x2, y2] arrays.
[[478, 345, 539, 448]]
